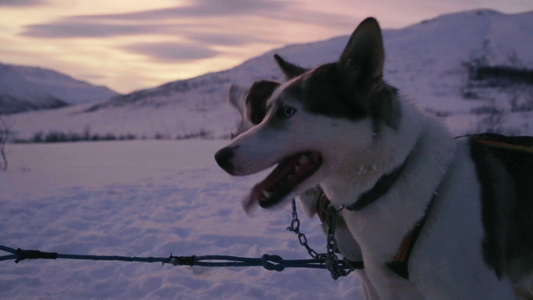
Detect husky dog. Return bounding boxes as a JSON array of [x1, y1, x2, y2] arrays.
[[216, 17, 533, 299], [227, 81, 381, 299]]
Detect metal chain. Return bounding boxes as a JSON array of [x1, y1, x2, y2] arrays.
[[323, 205, 353, 279], [287, 198, 354, 280], [287, 199, 322, 259]]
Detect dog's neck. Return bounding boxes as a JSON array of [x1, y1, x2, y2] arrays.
[[345, 149, 413, 211], [318, 98, 456, 231]]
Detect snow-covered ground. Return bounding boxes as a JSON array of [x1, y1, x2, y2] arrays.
[[0, 140, 362, 299]]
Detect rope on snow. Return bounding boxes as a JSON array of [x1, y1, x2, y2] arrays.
[[0, 244, 357, 273]]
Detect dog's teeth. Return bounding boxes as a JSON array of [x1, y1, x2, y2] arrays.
[[298, 154, 310, 165], [262, 190, 272, 198]]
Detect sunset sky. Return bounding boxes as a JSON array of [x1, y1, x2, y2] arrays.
[[1, 0, 531, 93]]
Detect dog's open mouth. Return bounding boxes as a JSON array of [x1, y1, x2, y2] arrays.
[[250, 151, 322, 208]]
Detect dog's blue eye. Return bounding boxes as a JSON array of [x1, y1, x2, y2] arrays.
[[279, 105, 297, 118]]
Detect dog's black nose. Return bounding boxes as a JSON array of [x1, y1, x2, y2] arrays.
[[214, 146, 235, 175]]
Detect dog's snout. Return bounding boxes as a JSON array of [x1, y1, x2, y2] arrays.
[[215, 146, 236, 175]]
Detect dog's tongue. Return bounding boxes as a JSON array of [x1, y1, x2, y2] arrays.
[[242, 191, 258, 215], [242, 156, 298, 214], [242, 183, 270, 215], [242, 152, 321, 214]]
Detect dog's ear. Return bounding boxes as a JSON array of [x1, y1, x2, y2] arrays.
[[274, 54, 308, 79], [229, 84, 253, 138], [228, 84, 249, 117], [338, 17, 384, 90], [246, 80, 280, 124]]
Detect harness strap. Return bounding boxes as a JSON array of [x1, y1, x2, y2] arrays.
[[386, 191, 438, 279], [476, 139, 533, 154]]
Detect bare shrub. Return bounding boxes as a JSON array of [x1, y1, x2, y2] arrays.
[[0, 117, 14, 171]]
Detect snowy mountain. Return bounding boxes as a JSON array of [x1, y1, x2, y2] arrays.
[[15, 65, 119, 105], [5, 9, 533, 140], [0, 63, 68, 114], [0, 63, 118, 115]]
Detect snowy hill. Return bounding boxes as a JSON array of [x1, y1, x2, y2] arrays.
[[0, 63, 68, 114], [15, 65, 119, 105], [0, 63, 118, 115], [6, 9, 533, 140]]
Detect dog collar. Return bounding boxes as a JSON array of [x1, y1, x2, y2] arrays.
[[345, 154, 411, 211]]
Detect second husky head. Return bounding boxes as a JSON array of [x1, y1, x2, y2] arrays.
[[215, 17, 402, 211]]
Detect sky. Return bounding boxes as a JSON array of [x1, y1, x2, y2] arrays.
[[0, 0, 531, 94]]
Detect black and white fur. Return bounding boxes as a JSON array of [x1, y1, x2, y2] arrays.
[[216, 17, 533, 299]]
